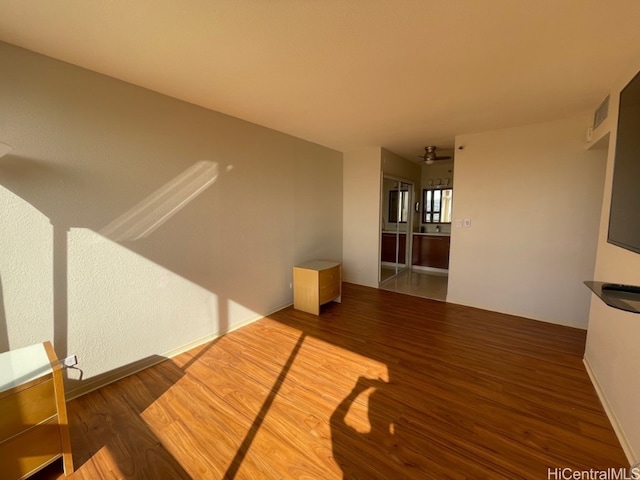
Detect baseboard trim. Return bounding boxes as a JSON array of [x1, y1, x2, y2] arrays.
[[66, 301, 293, 400], [410, 265, 449, 275], [583, 355, 636, 465]]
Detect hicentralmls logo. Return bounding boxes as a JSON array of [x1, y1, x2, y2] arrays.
[[547, 464, 640, 480]]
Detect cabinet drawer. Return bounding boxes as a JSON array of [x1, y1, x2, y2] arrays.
[[0, 416, 62, 480], [319, 281, 341, 304], [0, 378, 56, 441], [319, 265, 340, 287]]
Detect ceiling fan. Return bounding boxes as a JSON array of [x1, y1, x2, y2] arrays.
[[419, 146, 452, 165]]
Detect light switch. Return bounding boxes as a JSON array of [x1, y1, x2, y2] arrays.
[[463, 218, 471, 228], [455, 219, 463, 228]]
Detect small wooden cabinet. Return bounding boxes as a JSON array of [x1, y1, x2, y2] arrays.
[[293, 261, 342, 315], [412, 234, 451, 269], [0, 342, 73, 479]]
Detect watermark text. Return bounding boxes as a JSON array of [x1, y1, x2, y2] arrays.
[[547, 466, 640, 480]]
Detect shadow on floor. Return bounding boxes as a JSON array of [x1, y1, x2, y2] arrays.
[[32, 355, 192, 479]]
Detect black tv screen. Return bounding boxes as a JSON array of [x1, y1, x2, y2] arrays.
[[608, 69, 640, 254]]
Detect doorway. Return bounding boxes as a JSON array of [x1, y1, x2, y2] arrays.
[[379, 177, 413, 284]]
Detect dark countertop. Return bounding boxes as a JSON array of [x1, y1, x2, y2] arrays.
[[584, 281, 640, 314]]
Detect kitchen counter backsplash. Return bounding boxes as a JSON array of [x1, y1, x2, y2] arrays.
[[418, 225, 452, 235], [413, 232, 450, 236]]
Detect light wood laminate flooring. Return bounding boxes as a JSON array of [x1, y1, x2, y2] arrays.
[[33, 283, 626, 479]]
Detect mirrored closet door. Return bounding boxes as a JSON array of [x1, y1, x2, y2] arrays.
[[380, 177, 412, 283]]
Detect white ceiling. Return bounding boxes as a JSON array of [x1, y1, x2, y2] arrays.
[[1, 1, 640, 160]]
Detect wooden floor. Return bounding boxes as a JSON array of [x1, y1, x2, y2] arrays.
[[35, 283, 627, 479]]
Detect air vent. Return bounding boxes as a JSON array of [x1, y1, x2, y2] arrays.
[[593, 95, 610, 129]]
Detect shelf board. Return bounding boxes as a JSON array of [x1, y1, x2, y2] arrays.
[[585, 281, 640, 314]]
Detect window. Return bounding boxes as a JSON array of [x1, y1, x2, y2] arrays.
[[423, 188, 452, 223]]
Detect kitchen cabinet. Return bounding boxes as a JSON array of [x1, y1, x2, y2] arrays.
[[412, 234, 450, 269]]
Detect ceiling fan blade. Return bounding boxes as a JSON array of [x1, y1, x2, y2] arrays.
[[420, 146, 452, 164]]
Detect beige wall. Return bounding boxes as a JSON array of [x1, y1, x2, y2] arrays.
[[0, 42, 342, 396], [343, 147, 381, 287], [421, 156, 455, 190], [585, 60, 640, 464], [448, 115, 607, 328], [381, 148, 421, 184]]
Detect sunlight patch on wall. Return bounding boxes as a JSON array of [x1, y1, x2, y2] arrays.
[[100, 161, 219, 242], [0, 186, 54, 349], [67, 228, 221, 380], [0, 142, 12, 158], [226, 299, 266, 334]]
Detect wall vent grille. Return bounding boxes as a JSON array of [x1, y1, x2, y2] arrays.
[[593, 95, 610, 129]]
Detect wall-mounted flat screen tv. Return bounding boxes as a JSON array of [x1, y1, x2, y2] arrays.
[[608, 69, 640, 254]]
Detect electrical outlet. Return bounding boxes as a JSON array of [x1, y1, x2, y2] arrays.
[[463, 218, 471, 228], [62, 354, 78, 368], [455, 219, 463, 228]]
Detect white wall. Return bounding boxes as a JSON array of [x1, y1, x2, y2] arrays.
[[447, 115, 606, 328], [0, 42, 342, 396], [343, 147, 381, 287], [585, 60, 640, 464]]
